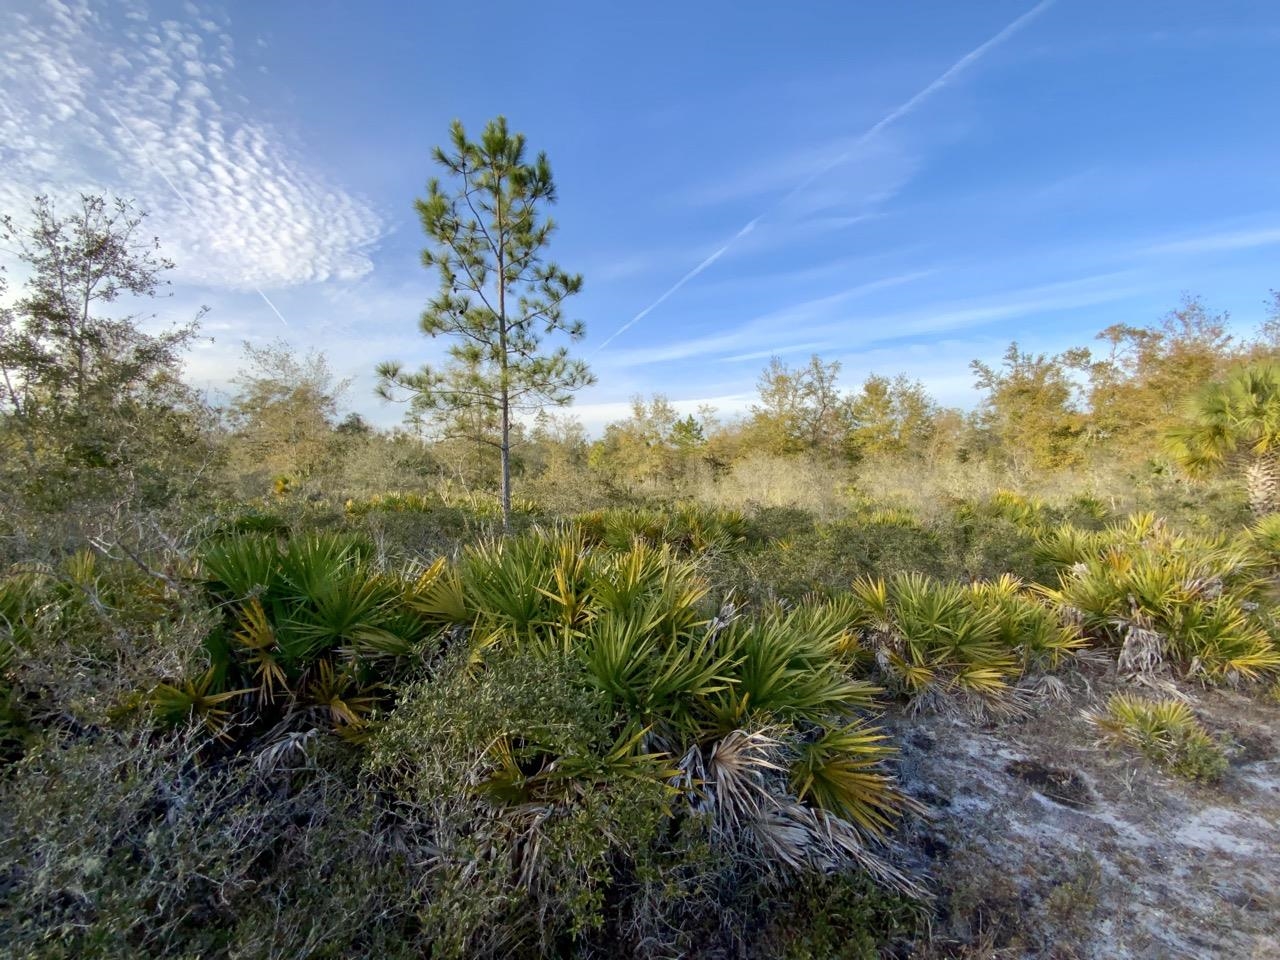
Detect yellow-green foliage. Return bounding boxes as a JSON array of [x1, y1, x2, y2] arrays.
[[574, 503, 747, 554], [1037, 514, 1280, 681], [344, 489, 537, 519], [848, 572, 1082, 705], [1248, 512, 1280, 566], [179, 532, 440, 740], [353, 527, 909, 853], [1087, 693, 1228, 780]]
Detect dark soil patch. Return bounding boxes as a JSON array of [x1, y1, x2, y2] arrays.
[[1227, 731, 1275, 765], [1004, 758, 1094, 809]]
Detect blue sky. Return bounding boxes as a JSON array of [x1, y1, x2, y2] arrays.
[[3, 0, 1279, 431]]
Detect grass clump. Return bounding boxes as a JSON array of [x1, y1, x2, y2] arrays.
[[1087, 692, 1228, 780]]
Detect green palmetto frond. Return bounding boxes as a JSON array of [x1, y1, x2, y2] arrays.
[[589, 540, 709, 635], [406, 557, 471, 625], [305, 658, 379, 730], [890, 573, 1018, 697], [709, 610, 880, 731], [481, 722, 679, 806], [1087, 693, 1227, 779], [1169, 599, 1280, 681], [61, 547, 98, 588], [577, 607, 729, 733], [1165, 363, 1280, 484], [788, 722, 905, 842], [149, 667, 247, 738], [850, 576, 891, 627], [970, 575, 1085, 670], [282, 567, 397, 664], [199, 534, 279, 600], [461, 533, 561, 632], [535, 530, 593, 631], [1038, 513, 1278, 680], [1251, 511, 1280, 553], [278, 532, 370, 600]]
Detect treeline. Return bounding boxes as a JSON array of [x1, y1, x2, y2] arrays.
[[198, 294, 1280, 519], [2, 192, 1278, 543]]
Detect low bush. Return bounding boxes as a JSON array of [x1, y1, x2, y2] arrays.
[[574, 503, 748, 555], [729, 518, 946, 602], [1086, 692, 1228, 780], [1037, 514, 1280, 682], [848, 572, 1083, 709], [0, 548, 211, 743], [155, 531, 444, 743]]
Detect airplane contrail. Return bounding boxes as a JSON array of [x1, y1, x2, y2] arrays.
[[593, 0, 1055, 354], [101, 100, 290, 326]]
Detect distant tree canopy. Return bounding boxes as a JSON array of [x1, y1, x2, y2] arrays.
[[376, 116, 593, 530], [226, 339, 351, 485], [0, 194, 209, 506], [1072, 297, 1238, 451], [971, 343, 1086, 473], [745, 356, 851, 458], [587, 396, 718, 492]]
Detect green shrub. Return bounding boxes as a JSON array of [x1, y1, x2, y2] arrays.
[[750, 871, 922, 960], [160, 531, 442, 742], [731, 518, 945, 602], [0, 728, 424, 960], [1087, 693, 1228, 780], [0, 550, 212, 739], [848, 572, 1082, 707], [574, 503, 747, 555], [368, 651, 679, 957]]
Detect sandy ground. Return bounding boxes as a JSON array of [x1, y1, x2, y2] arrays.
[[887, 666, 1280, 959]]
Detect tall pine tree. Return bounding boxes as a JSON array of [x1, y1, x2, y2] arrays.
[[377, 117, 592, 529]]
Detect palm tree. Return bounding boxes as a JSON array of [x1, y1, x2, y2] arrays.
[[1165, 362, 1280, 516]]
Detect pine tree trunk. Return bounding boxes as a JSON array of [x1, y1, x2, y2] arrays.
[[500, 389, 512, 533], [1244, 452, 1279, 517], [496, 185, 511, 534]]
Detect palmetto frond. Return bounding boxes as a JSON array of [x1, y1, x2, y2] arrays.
[[406, 557, 471, 625], [199, 534, 279, 600], [230, 597, 286, 703], [1165, 362, 1280, 514], [305, 658, 379, 731], [1086, 692, 1226, 779], [708, 609, 880, 731], [1038, 513, 1279, 681], [149, 667, 247, 739], [277, 532, 369, 599], [788, 722, 905, 842]]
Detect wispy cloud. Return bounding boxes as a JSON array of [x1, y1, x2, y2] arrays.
[[594, 0, 1056, 352], [679, 135, 918, 212], [0, 0, 382, 293], [603, 270, 1137, 368], [1142, 226, 1280, 256]]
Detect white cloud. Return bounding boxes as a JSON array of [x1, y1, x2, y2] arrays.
[[0, 0, 382, 291], [557, 393, 757, 436]]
